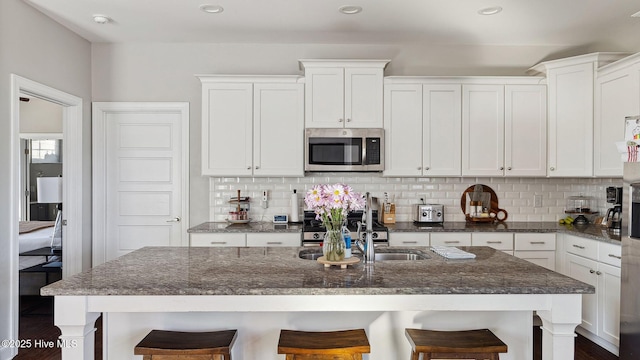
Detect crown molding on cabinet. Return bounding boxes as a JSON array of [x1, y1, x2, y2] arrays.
[[298, 59, 390, 71], [527, 52, 631, 76]]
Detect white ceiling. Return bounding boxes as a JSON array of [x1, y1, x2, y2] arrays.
[[23, 0, 640, 50]]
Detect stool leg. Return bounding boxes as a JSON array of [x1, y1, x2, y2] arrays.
[[285, 355, 295, 360]]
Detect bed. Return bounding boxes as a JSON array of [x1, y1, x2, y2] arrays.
[[19, 221, 59, 270]]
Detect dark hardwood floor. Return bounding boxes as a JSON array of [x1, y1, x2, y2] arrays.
[[17, 296, 617, 360], [16, 296, 101, 360]]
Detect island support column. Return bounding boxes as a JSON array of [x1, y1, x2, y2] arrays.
[[54, 296, 100, 360], [536, 294, 582, 360]]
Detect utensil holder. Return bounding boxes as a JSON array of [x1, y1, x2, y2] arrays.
[[381, 203, 396, 224]]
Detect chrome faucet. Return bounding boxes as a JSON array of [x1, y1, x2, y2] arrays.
[[356, 192, 375, 264]]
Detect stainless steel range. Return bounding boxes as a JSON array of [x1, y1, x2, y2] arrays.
[[302, 210, 389, 246]]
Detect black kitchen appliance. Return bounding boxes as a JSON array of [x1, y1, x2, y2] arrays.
[[605, 186, 623, 232], [302, 210, 388, 246]]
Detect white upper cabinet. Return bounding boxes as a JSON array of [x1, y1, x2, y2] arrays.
[[383, 82, 461, 177], [504, 85, 547, 176], [199, 76, 304, 177], [594, 54, 640, 177], [300, 60, 389, 128], [462, 82, 546, 177], [462, 84, 505, 176], [529, 52, 629, 177]]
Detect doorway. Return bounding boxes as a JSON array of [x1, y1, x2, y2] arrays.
[[9, 74, 84, 358]]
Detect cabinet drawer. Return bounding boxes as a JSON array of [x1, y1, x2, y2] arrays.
[[471, 233, 513, 250], [190, 233, 246, 247], [514, 233, 556, 251], [246, 233, 301, 247], [514, 250, 556, 271], [389, 233, 429, 247], [430, 233, 471, 247], [565, 235, 598, 260], [598, 242, 621, 267]]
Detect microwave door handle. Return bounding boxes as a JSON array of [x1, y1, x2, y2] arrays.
[[362, 141, 367, 165]]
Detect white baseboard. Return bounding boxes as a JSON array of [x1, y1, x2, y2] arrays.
[[576, 326, 619, 356]]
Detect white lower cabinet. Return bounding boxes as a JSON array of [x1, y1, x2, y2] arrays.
[[471, 233, 513, 254], [388, 232, 430, 247], [513, 233, 556, 270], [190, 233, 247, 247], [562, 234, 621, 351], [430, 233, 471, 247], [190, 233, 301, 247], [246, 233, 301, 247]]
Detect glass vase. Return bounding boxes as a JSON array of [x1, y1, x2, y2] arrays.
[[323, 229, 346, 262]]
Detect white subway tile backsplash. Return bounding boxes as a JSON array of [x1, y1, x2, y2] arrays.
[[208, 175, 622, 223]]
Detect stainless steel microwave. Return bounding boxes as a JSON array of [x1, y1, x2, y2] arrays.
[[304, 128, 384, 172]]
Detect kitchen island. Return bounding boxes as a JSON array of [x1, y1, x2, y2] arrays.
[[42, 246, 593, 359]]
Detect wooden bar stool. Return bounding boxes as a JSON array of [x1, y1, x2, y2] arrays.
[[277, 329, 370, 360], [134, 329, 237, 360], [405, 328, 508, 360]]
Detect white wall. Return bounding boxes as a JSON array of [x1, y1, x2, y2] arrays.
[[0, 0, 91, 358], [91, 42, 609, 227], [19, 97, 63, 134], [209, 175, 622, 223]]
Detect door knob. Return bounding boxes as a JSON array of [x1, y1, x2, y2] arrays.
[[166, 217, 181, 223]]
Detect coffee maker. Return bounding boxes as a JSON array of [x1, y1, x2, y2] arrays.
[[605, 186, 623, 232]]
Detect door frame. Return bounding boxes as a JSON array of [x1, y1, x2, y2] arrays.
[[9, 74, 84, 356], [91, 102, 190, 265]]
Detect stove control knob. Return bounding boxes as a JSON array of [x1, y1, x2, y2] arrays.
[[313, 233, 320, 240], [437, 211, 442, 217], [372, 233, 378, 239], [422, 211, 427, 217]]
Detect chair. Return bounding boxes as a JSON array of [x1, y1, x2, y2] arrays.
[[277, 329, 370, 360], [134, 329, 237, 360], [405, 328, 508, 360]]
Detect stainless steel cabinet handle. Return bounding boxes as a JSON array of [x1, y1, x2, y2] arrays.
[[596, 271, 602, 275], [444, 241, 460, 244], [499, 166, 504, 170], [247, 166, 251, 170], [210, 241, 227, 245], [255, 166, 260, 169], [530, 241, 546, 245], [346, 118, 352, 122], [589, 269, 595, 274], [166, 217, 181, 223], [609, 254, 622, 259], [402, 241, 418, 244], [267, 241, 282, 245], [572, 244, 585, 249], [487, 241, 502, 244], [550, 167, 555, 171], [338, 118, 344, 122], [417, 166, 422, 170], [507, 167, 512, 170], [425, 167, 430, 170]]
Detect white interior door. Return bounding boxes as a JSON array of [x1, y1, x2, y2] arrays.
[[93, 103, 189, 264]]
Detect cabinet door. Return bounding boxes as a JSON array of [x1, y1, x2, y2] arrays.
[[345, 68, 384, 128], [383, 84, 423, 176], [566, 253, 598, 334], [462, 85, 505, 176], [547, 63, 594, 177], [388, 232, 429, 247], [430, 233, 472, 247], [202, 83, 253, 176], [304, 67, 345, 128], [598, 262, 621, 345], [424, 84, 462, 176], [594, 68, 640, 177], [190, 233, 246, 247], [504, 85, 547, 177], [253, 83, 304, 177]]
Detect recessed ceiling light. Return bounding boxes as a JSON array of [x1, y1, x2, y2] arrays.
[[632, 10, 640, 18], [92, 14, 111, 24], [478, 6, 503, 15], [339, 5, 363, 15], [200, 4, 224, 14]]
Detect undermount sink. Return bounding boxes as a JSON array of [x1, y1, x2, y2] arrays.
[[298, 248, 430, 261]]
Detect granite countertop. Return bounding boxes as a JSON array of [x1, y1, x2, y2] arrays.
[[41, 246, 594, 297], [188, 221, 621, 244]]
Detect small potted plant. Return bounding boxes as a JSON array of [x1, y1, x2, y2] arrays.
[[304, 183, 364, 261]]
